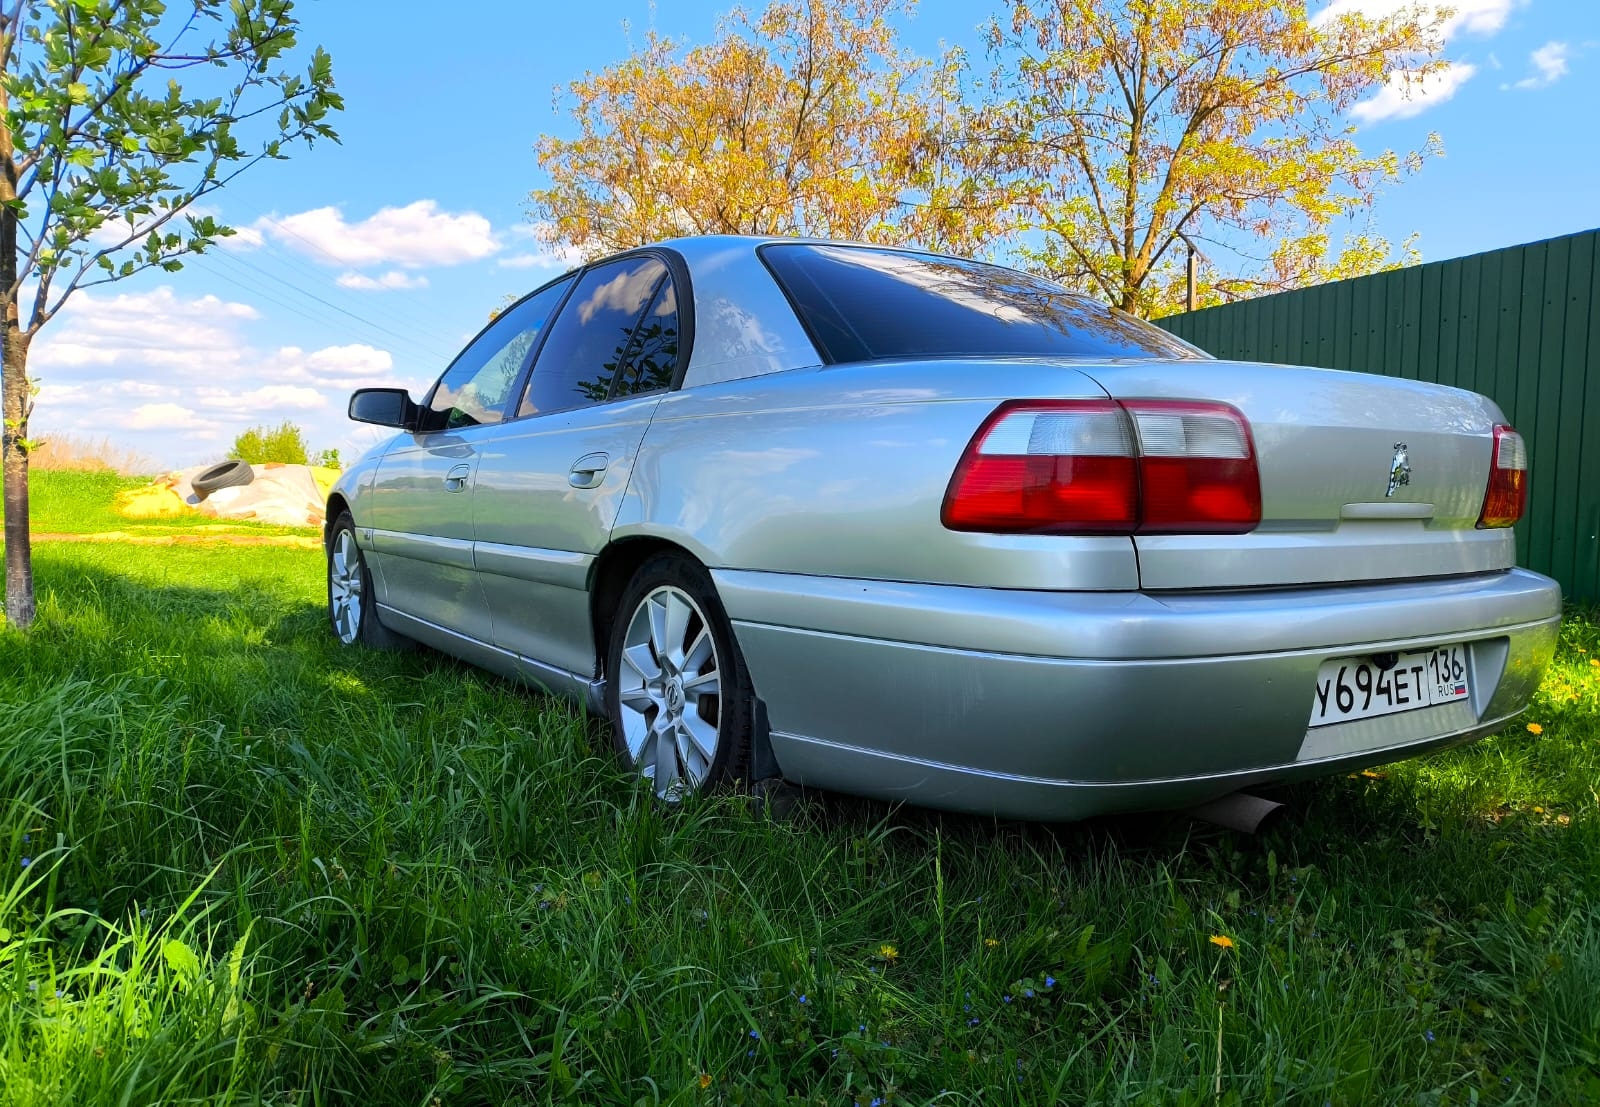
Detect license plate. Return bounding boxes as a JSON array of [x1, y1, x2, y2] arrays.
[[1309, 645, 1470, 728]]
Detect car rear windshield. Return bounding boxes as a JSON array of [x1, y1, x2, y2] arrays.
[[760, 243, 1204, 363]]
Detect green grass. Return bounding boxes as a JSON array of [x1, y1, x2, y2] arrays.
[[1, 474, 1597, 1104]]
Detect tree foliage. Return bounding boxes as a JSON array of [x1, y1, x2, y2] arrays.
[[231, 420, 309, 465], [1, 0, 341, 628], [529, 0, 1009, 259], [982, 0, 1445, 315]]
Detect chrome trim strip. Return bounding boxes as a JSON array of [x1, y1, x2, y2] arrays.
[[368, 528, 474, 570], [473, 541, 593, 590]]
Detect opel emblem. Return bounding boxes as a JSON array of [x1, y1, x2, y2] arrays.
[[1386, 443, 1411, 498]]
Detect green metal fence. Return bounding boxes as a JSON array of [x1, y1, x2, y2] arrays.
[[1155, 228, 1600, 604]]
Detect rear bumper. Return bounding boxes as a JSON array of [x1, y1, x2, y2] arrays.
[[714, 568, 1562, 821]]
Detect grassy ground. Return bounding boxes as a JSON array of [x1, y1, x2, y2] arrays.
[[1, 471, 1597, 1105]]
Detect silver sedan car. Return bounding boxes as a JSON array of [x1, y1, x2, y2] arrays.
[[325, 236, 1561, 820]]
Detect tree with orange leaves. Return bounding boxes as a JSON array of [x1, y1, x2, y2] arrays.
[[529, 0, 1010, 261]]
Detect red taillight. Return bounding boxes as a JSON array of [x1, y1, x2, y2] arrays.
[[941, 399, 1261, 535], [1476, 424, 1528, 529]]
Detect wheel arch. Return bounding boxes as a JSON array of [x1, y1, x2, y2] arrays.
[[324, 492, 352, 549], [588, 535, 703, 677]]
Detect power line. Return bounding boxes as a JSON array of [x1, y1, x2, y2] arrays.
[[205, 248, 459, 364]]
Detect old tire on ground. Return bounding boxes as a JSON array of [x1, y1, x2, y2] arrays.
[[605, 552, 755, 801], [192, 459, 255, 498], [326, 511, 412, 650]]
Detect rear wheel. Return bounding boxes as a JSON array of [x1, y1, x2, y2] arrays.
[[605, 553, 754, 801], [326, 512, 411, 650]]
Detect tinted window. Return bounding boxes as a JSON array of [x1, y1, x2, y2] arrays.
[[426, 276, 573, 431], [761, 244, 1204, 362], [613, 278, 680, 397], [518, 255, 669, 417]]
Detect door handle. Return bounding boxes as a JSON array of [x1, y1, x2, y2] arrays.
[[443, 463, 471, 492], [568, 452, 609, 489]]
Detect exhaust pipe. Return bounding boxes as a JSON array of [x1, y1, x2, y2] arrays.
[[1187, 791, 1284, 834]]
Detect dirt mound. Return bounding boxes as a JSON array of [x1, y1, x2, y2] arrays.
[[116, 463, 340, 529]]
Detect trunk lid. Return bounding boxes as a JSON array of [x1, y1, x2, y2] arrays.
[[1078, 360, 1516, 589]]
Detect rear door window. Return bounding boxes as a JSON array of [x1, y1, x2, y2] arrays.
[[761, 244, 1204, 363], [517, 255, 675, 417]]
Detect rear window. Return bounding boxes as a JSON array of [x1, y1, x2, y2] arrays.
[[760, 244, 1204, 363]]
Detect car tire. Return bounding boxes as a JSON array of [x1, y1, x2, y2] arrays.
[[326, 512, 412, 650], [192, 459, 255, 498], [605, 552, 754, 801]]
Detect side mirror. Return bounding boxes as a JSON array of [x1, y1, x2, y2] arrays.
[[348, 388, 420, 431]]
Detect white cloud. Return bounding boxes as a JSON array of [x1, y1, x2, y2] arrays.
[[336, 269, 430, 291], [1313, 0, 1525, 39], [30, 287, 258, 374], [253, 200, 499, 269], [126, 402, 213, 430], [1509, 41, 1571, 89], [193, 384, 329, 413], [220, 225, 265, 250], [498, 224, 585, 271], [1351, 62, 1477, 123], [28, 286, 420, 470], [498, 253, 562, 270]]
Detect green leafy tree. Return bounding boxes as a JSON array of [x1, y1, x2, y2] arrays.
[[231, 420, 309, 465], [1, 0, 341, 628]]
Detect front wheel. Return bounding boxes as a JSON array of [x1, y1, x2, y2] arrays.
[[605, 553, 755, 801], [326, 512, 411, 650]]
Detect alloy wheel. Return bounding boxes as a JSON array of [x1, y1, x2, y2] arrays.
[[614, 585, 723, 800], [329, 529, 365, 645]]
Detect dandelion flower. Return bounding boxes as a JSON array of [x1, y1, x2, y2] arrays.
[[1209, 934, 1235, 950], [1526, 723, 1544, 735], [698, 1073, 712, 1089], [877, 944, 899, 962], [984, 937, 999, 949]]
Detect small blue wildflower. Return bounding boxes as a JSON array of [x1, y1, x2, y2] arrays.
[[1024, 989, 1034, 998], [871, 1099, 884, 1107], [1003, 994, 1012, 1003], [20, 857, 30, 869], [968, 1017, 980, 1027], [746, 1049, 754, 1058], [963, 1003, 972, 1012], [858, 1024, 866, 1033], [1424, 1030, 1435, 1043], [1267, 916, 1277, 924], [798, 994, 808, 1005], [54, 989, 62, 998], [831, 1048, 838, 1058], [748, 1029, 760, 1040], [21, 834, 28, 843], [1503, 1077, 1512, 1086], [1044, 976, 1055, 988]]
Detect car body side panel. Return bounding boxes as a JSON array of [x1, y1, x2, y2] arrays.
[[668, 236, 823, 388], [472, 393, 664, 678], [363, 427, 496, 641], [618, 360, 1140, 590]]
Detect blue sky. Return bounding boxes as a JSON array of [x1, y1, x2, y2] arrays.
[[29, 0, 1600, 468]]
